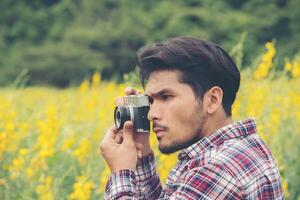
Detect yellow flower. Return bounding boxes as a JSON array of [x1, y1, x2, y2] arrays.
[[36, 176, 53, 200], [0, 131, 7, 160], [158, 153, 177, 184], [284, 59, 292, 72], [292, 58, 300, 78], [99, 165, 111, 193], [92, 72, 101, 87], [8, 148, 29, 179], [72, 138, 91, 164], [19, 148, 29, 156], [5, 122, 15, 132], [68, 176, 94, 200], [282, 178, 290, 199], [61, 137, 76, 152], [25, 168, 34, 178], [254, 41, 276, 80], [79, 80, 90, 93]]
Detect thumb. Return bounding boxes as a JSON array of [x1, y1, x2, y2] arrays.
[[122, 121, 134, 144]]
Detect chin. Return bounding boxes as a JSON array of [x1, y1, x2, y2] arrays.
[[159, 142, 181, 154], [159, 135, 200, 154], [159, 146, 178, 154]]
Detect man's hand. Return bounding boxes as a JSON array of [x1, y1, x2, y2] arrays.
[[100, 87, 152, 173], [100, 121, 137, 173], [116, 87, 152, 158]]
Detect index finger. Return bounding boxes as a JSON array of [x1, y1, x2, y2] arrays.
[[115, 87, 142, 106], [103, 126, 118, 140], [125, 87, 141, 95]]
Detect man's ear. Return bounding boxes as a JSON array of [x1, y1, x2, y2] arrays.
[[203, 86, 223, 114]]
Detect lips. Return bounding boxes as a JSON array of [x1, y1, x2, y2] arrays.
[[153, 127, 165, 133], [153, 127, 166, 138]]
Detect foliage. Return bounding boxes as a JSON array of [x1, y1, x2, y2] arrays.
[[0, 0, 300, 86]]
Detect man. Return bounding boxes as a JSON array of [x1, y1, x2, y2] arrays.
[[100, 37, 283, 199]]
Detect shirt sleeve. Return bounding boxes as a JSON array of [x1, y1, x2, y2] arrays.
[[135, 151, 162, 199], [104, 170, 138, 199], [104, 151, 162, 200], [167, 163, 243, 200]]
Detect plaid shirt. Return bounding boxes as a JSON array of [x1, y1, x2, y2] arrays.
[[105, 118, 283, 199]]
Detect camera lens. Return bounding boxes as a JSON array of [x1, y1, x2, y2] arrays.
[[114, 106, 130, 130], [115, 109, 121, 128]]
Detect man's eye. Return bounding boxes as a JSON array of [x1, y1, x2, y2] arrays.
[[161, 95, 172, 100]]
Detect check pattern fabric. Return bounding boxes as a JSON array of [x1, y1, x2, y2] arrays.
[[105, 118, 283, 199]]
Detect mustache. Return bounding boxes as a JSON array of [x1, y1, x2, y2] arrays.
[[152, 122, 168, 131]]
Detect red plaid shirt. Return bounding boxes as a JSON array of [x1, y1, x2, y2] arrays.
[[105, 118, 283, 199]]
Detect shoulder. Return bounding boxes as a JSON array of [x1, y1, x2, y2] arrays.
[[188, 134, 278, 184], [177, 162, 243, 199]]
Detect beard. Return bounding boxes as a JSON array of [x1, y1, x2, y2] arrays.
[[158, 102, 206, 155], [158, 130, 201, 154]]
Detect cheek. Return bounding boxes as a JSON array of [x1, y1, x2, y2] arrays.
[[167, 102, 196, 137]]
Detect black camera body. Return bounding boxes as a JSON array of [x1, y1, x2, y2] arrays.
[[114, 95, 150, 133]]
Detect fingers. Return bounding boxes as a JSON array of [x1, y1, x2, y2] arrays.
[[122, 121, 135, 145], [136, 143, 143, 159], [103, 126, 118, 140], [100, 126, 118, 154], [125, 87, 141, 95], [115, 87, 142, 106], [115, 133, 123, 144]]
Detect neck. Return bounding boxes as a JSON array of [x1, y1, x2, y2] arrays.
[[202, 115, 233, 138]]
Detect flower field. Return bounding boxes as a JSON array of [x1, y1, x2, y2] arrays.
[[1, 45, 300, 199]]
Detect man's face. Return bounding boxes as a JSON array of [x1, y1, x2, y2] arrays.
[[145, 70, 206, 154]]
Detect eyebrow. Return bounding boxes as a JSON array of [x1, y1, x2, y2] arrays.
[[146, 88, 175, 99]]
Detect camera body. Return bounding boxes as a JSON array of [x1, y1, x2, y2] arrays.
[[114, 95, 150, 133]]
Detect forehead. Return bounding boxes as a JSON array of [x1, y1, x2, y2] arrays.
[[145, 70, 188, 95]]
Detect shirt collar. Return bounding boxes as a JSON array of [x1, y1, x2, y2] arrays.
[[178, 117, 257, 160]]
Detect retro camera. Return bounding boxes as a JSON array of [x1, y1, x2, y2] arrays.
[[114, 95, 150, 133]]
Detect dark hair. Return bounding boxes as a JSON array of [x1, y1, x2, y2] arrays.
[[136, 36, 240, 116]]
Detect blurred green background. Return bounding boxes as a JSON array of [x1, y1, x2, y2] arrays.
[[0, 0, 299, 87]]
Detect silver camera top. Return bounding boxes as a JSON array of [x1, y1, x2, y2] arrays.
[[123, 95, 149, 107]]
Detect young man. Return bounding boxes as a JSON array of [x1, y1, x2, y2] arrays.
[[100, 37, 283, 199]]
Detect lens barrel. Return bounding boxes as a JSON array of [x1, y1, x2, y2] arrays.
[[114, 106, 130, 130]]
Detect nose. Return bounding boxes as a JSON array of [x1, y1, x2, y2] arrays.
[[147, 101, 161, 121]]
